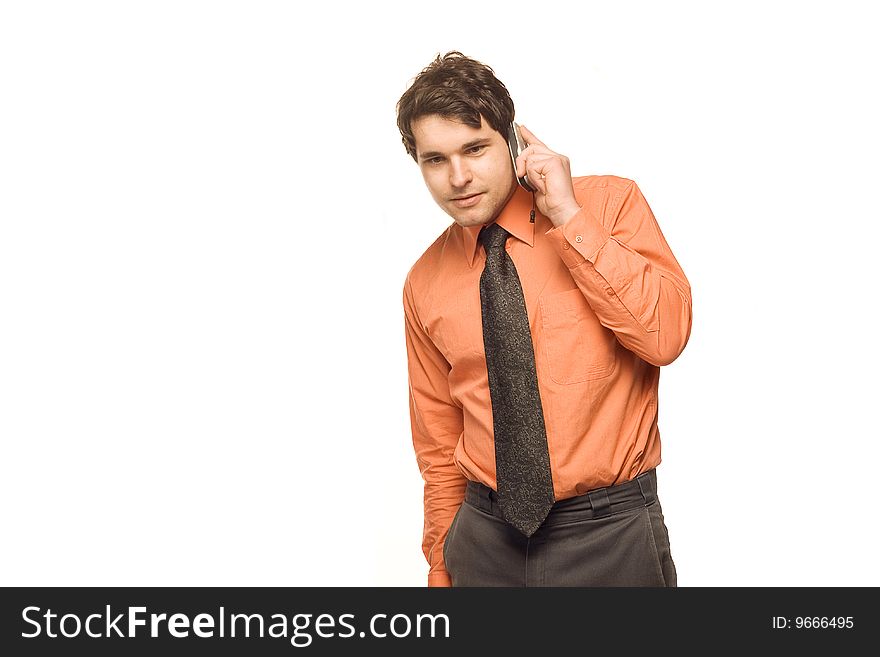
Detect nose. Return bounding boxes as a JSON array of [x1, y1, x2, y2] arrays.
[[448, 157, 473, 189]]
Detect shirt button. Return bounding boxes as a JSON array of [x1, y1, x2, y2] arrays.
[[575, 235, 583, 243], [606, 288, 615, 296], [562, 242, 570, 250]]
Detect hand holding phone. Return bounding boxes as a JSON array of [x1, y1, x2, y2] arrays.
[[510, 124, 583, 228]]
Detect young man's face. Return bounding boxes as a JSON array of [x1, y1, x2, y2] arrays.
[[412, 114, 517, 228]]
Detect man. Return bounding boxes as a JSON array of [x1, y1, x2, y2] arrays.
[[398, 52, 692, 587]]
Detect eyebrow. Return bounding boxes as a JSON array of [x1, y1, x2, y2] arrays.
[[418, 138, 492, 161]]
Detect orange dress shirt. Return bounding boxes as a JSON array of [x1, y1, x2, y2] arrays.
[[403, 175, 692, 587]]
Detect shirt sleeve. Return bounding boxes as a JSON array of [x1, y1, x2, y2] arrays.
[[403, 276, 467, 587], [546, 178, 692, 366]]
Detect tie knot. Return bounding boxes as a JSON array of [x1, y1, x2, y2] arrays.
[[479, 223, 509, 252]]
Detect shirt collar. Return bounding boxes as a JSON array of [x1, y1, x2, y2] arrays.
[[463, 186, 536, 267]]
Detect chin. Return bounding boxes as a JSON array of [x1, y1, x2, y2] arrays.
[[453, 215, 493, 228], [448, 206, 494, 228]]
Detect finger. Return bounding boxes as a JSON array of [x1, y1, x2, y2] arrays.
[[518, 159, 552, 192], [519, 168, 547, 195], [517, 148, 553, 178], [524, 153, 556, 182], [527, 154, 570, 196], [523, 161, 551, 195], [518, 124, 547, 149], [515, 150, 531, 178], [533, 173, 549, 196], [515, 148, 543, 192]]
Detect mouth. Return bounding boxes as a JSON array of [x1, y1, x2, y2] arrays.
[[450, 193, 484, 208]]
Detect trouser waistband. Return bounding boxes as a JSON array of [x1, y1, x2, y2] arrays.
[[464, 468, 658, 526]]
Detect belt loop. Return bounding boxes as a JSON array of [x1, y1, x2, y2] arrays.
[[478, 483, 493, 515], [587, 487, 611, 518], [636, 470, 655, 505]]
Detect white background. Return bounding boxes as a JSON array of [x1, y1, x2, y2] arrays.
[[2, 0, 878, 587]]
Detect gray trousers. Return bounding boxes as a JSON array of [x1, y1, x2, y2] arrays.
[[443, 468, 677, 587]]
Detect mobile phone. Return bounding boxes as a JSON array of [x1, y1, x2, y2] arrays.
[[507, 122, 536, 192]]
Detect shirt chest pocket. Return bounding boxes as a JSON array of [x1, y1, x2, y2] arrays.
[[539, 288, 617, 384]]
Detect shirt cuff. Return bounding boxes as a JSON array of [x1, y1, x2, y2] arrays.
[[545, 206, 610, 268], [428, 571, 452, 587]]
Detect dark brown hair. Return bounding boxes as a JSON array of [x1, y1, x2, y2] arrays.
[[396, 51, 515, 161]]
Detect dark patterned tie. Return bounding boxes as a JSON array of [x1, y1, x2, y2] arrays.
[[479, 222, 555, 537]]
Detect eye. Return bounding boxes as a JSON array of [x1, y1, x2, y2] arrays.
[[466, 145, 486, 155], [426, 156, 445, 165]]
